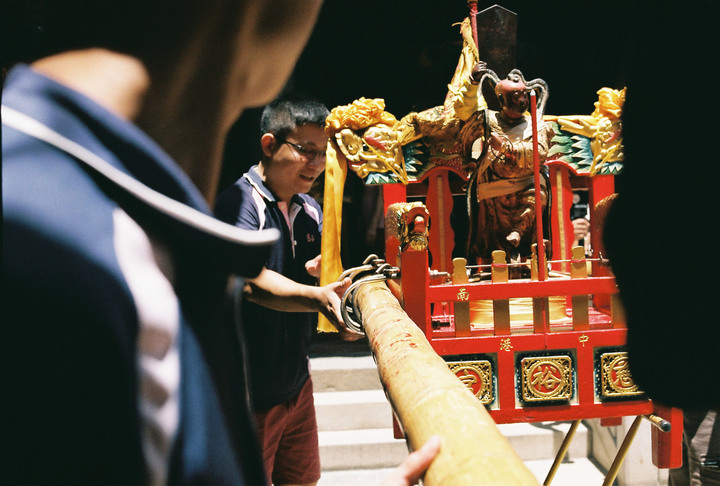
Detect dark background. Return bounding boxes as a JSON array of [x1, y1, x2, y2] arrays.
[[221, 0, 632, 189], [0, 0, 634, 184]]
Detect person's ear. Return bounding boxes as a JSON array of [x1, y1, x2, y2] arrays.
[[260, 133, 276, 158]]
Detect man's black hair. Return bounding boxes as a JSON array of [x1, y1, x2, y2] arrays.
[[259, 93, 330, 140]]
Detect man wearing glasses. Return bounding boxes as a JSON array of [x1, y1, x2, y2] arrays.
[[214, 94, 362, 486]]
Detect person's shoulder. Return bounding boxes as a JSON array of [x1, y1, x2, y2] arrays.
[[216, 178, 245, 197], [215, 170, 258, 204], [4, 144, 126, 306], [214, 178, 254, 221]]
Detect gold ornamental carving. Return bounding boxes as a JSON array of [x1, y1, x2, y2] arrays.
[[325, 97, 408, 184], [384, 202, 430, 252], [448, 361, 494, 404], [600, 352, 643, 398], [520, 355, 573, 403]]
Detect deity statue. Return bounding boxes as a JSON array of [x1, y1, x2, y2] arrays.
[[465, 68, 551, 264], [323, 18, 552, 272], [385, 17, 551, 265]]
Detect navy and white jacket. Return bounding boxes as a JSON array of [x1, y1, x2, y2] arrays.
[[215, 166, 322, 411], [2, 65, 272, 485]]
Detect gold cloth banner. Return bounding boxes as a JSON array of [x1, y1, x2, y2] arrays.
[[318, 142, 347, 332]]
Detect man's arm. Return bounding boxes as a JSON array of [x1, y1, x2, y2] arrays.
[[244, 268, 363, 341]]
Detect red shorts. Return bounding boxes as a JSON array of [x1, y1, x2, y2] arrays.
[[254, 377, 321, 485]]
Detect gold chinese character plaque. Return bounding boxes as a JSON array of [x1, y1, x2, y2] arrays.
[[600, 352, 643, 398], [520, 355, 573, 403], [448, 361, 493, 404]]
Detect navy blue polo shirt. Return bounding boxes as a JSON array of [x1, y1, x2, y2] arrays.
[[215, 166, 323, 410], [2, 65, 269, 485]]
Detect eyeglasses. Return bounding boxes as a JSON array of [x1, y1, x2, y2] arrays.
[[278, 138, 326, 160]]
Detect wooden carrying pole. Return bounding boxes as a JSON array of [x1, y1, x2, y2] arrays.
[[355, 280, 539, 486]]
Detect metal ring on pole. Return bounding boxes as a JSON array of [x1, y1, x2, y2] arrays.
[[337, 264, 375, 282], [337, 254, 384, 281], [341, 274, 386, 335], [338, 255, 400, 335]]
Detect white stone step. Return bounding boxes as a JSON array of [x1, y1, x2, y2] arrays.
[[314, 389, 392, 431], [317, 467, 399, 486], [317, 456, 607, 486], [499, 421, 588, 462], [318, 422, 589, 471], [311, 355, 381, 392], [319, 428, 409, 471], [315, 391, 588, 460]]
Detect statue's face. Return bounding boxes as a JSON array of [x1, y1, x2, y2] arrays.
[[497, 78, 529, 118], [502, 88, 529, 118]]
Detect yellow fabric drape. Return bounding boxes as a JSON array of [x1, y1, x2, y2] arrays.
[[318, 142, 347, 332]]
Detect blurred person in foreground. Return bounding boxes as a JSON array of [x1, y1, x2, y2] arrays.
[[604, 3, 720, 485], [1, 1, 438, 484]]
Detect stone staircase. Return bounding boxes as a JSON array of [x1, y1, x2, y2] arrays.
[[310, 336, 609, 486]]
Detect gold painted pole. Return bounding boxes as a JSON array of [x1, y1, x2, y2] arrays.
[[602, 416, 643, 486], [643, 413, 672, 432], [543, 420, 581, 486], [355, 280, 539, 486]]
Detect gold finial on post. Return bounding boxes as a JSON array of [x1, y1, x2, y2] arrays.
[[453, 258, 471, 337], [491, 250, 511, 334]]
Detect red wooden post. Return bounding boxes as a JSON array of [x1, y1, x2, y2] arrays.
[[651, 405, 684, 469], [547, 164, 575, 274], [383, 183, 407, 212], [495, 336, 517, 412], [467, 1, 479, 51], [576, 338, 595, 407], [426, 169, 455, 274], [530, 90, 547, 281], [570, 246, 590, 331], [588, 175, 614, 310], [400, 249, 432, 337]]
